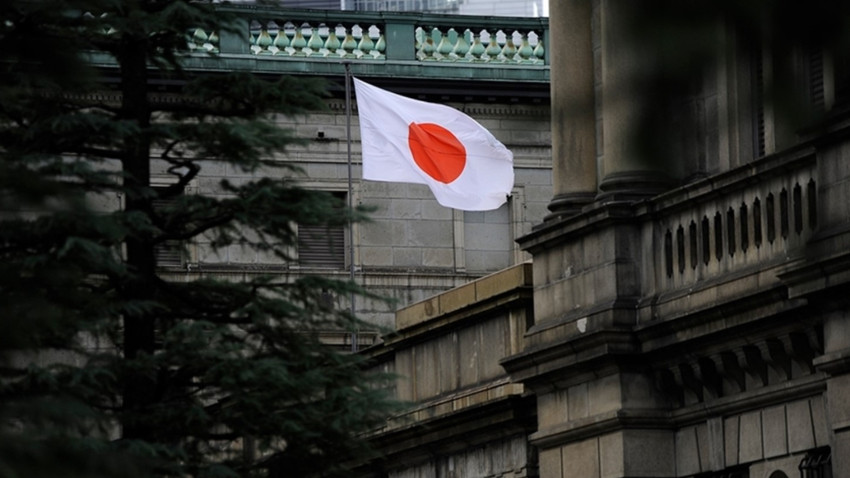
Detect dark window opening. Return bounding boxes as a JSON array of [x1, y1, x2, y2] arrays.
[[727, 207, 736, 256], [715, 212, 724, 260], [297, 191, 346, 269], [740, 203, 749, 253], [780, 188, 790, 239], [677, 225, 685, 274], [809, 46, 826, 114], [664, 229, 673, 278], [702, 216, 711, 265], [689, 221, 698, 269], [794, 183, 804, 234], [153, 189, 184, 268], [807, 179, 818, 229], [753, 197, 763, 248], [767, 193, 776, 243]]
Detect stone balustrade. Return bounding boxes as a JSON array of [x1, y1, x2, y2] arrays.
[[187, 6, 548, 68], [87, 7, 549, 83], [652, 151, 817, 294], [414, 26, 544, 64], [246, 21, 386, 59]]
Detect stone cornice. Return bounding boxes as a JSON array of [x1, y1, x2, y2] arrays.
[[368, 393, 535, 468], [385, 263, 533, 346], [528, 374, 826, 449], [500, 326, 642, 391]]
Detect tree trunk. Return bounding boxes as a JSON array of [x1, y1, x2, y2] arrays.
[[119, 35, 157, 442]]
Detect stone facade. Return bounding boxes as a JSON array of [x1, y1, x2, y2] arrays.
[[364, 2, 850, 478], [362, 264, 537, 477], [137, 7, 553, 342], [157, 97, 552, 333]]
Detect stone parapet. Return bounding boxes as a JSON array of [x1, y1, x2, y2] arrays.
[[361, 262, 536, 476], [393, 261, 532, 332]]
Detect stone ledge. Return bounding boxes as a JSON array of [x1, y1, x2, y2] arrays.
[[381, 379, 525, 433], [368, 390, 534, 467], [395, 261, 532, 331]]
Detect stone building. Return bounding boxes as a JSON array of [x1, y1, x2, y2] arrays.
[[153, 7, 552, 341], [361, 1, 850, 478]]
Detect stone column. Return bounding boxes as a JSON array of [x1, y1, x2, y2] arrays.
[[546, 0, 598, 218], [597, 0, 671, 200]]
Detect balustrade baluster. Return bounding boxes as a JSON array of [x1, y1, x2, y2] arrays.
[[256, 28, 272, 55], [485, 31, 501, 62], [418, 28, 436, 61], [341, 28, 358, 58], [358, 28, 375, 59], [374, 33, 386, 59], [502, 31, 518, 63], [517, 33, 533, 63], [308, 26, 324, 57], [291, 24, 308, 57], [533, 37, 545, 63], [469, 32, 486, 62], [453, 29, 471, 61], [189, 28, 207, 52], [207, 31, 218, 53], [325, 25, 342, 58], [273, 28, 289, 55], [436, 29, 454, 61]]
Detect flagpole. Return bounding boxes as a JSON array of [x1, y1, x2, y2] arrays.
[[343, 61, 358, 353]]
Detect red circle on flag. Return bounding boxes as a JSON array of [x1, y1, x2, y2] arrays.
[[408, 122, 466, 184]]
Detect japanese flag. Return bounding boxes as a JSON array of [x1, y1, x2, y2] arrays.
[[354, 78, 514, 211]]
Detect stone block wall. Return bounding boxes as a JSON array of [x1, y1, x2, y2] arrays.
[[157, 97, 551, 330], [363, 263, 536, 477], [388, 436, 534, 478]]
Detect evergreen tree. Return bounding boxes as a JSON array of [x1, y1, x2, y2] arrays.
[[0, 1, 396, 476]]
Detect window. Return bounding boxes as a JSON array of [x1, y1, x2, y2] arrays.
[[153, 189, 184, 268], [799, 447, 832, 478], [297, 191, 346, 269]]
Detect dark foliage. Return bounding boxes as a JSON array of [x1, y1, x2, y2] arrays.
[[0, 1, 398, 476]]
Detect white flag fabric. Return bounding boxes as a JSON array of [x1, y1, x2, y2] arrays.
[[354, 78, 514, 211]]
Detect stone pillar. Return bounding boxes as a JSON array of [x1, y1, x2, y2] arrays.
[[546, 0, 597, 218], [597, 0, 671, 200]]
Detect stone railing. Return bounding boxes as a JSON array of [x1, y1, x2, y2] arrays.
[[651, 151, 818, 294], [189, 6, 548, 67], [414, 25, 544, 64], [247, 21, 386, 59]]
